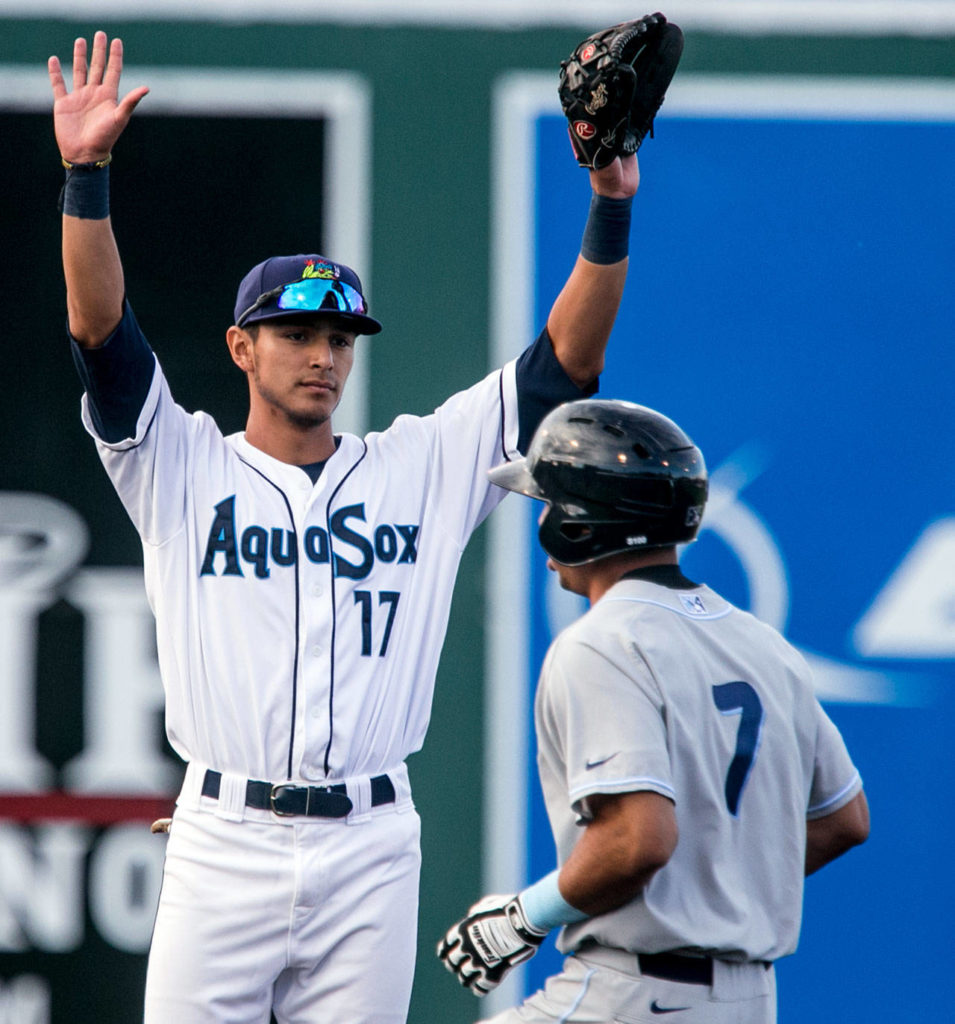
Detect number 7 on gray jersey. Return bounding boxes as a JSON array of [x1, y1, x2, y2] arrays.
[[712, 681, 765, 816]]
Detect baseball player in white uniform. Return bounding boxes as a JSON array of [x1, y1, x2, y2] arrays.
[[49, 32, 643, 1024], [438, 399, 870, 1024]]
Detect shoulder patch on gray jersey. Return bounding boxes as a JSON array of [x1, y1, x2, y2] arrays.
[[604, 587, 733, 621], [678, 593, 709, 616]]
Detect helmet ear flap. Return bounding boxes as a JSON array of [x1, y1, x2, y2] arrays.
[[557, 522, 594, 543], [538, 508, 596, 565]]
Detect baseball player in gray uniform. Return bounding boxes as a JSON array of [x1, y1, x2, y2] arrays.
[[49, 31, 644, 1024], [438, 399, 870, 1023]]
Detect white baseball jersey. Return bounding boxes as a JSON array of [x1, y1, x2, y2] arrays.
[[535, 568, 862, 963], [74, 300, 593, 1022], [78, 308, 530, 786]]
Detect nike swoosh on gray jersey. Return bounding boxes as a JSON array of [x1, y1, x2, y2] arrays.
[[585, 753, 618, 770]]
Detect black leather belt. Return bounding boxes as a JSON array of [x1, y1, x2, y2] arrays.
[[638, 952, 713, 986], [201, 770, 395, 819], [636, 952, 771, 985]]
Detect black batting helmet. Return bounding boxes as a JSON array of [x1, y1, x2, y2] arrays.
[[488, 399, 707, 565]]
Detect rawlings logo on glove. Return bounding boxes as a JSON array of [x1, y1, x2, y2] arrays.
[[558, 12, 684, 169]]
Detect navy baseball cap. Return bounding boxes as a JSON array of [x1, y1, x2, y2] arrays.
[[234, 254, 382, 335]]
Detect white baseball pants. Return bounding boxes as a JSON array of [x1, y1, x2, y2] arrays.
[[144, 801, 421, 1023]]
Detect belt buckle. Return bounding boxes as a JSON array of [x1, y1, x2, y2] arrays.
[[270, 783, 298, 816]]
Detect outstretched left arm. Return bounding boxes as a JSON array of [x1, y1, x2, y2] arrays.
[[546, 155, 640, 388]]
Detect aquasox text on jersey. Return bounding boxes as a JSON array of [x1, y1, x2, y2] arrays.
[[200, 496, 420, 582]]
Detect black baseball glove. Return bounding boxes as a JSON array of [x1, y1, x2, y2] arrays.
[[558, 12, 684, 169]]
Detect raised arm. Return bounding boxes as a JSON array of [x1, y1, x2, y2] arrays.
[[546, 156, 639, 387], [49, 31, 148, 347], [544, 13, 682, 388]]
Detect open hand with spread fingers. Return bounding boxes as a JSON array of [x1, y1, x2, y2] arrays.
[[48, 30, 148, 166]]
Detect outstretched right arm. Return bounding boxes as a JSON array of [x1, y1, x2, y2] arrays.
[[49, 31, 148, 347]]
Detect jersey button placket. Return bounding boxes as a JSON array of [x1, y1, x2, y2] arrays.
[[299, 517, 334, 779], [300, 625, 331, 776], [294, 491, 332, 781]]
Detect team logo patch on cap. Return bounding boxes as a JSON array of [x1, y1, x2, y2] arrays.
[[302, 259, 337, 280]]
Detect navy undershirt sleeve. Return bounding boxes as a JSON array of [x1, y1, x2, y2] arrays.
[[70, 302, 156, 444], [514, 327, 598, 453]]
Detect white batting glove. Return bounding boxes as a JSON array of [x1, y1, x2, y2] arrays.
[[436, 893, 548, 995]]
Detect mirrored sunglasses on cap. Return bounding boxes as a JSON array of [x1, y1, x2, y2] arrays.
[[236, 277, 367, 327]]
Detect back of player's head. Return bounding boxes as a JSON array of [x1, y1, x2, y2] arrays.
[[234, 255, 383, 335], [488, 399, 707, 565]]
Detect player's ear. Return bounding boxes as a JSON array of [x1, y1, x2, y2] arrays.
[[226, 325, 254, 372]]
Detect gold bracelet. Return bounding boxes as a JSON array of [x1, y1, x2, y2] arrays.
[[61, 154, 112, 170]]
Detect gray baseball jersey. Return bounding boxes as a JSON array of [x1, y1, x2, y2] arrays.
[[534, 568, 862, 963]]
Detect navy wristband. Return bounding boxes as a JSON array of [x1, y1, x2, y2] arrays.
[[580, 193, 633, 265], [59, 164, 110, 220]]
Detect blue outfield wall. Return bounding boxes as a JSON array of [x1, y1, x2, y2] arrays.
[[502, 80, 955, 1022]]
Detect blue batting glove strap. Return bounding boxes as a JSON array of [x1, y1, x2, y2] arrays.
[[519, 870, 589, 933], [580, 193, 633, 265]]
